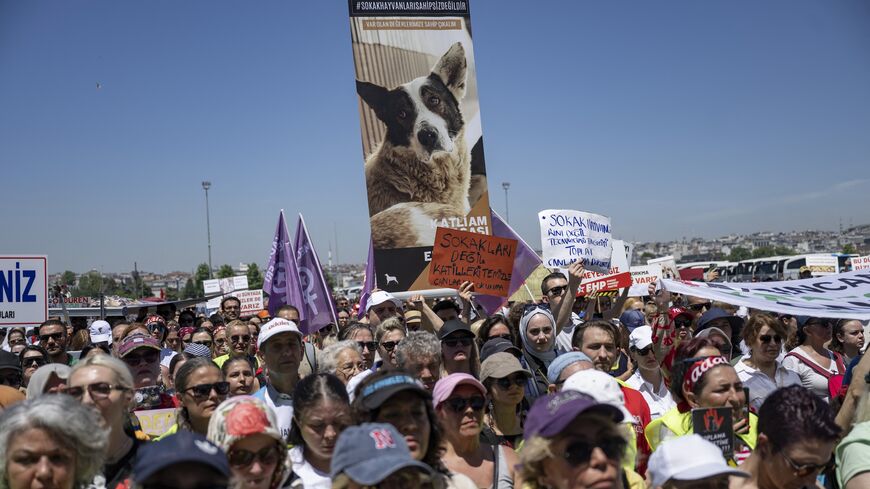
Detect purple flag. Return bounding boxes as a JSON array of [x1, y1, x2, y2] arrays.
[[476, 209, 542, 314], [357, 238, 377, 319], [263, 210, 305, 319], [294, 214, 339, 335]]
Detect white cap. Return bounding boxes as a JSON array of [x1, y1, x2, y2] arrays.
[[562, 369, 633, 421], [648, 434, 748, 487], [366, 291, 403, 313], [257, 318, 302, 349], [88, 320, 112, 344], [629, 325, 653, 350]]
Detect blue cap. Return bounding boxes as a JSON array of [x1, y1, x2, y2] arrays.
[[546, 351, 592, 384], [696, 307, 744, 334], [331, 423, 433, 485], [619, 309, 646, 332], [132, 431, 229, 483]]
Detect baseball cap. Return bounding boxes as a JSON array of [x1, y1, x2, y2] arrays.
[[696, 308, 744, 334], [480, 338, 522, 362], [619, 309, 646, 332], [695, 327, 732, 348], [0, 350, 22, 373], [118, 333, 161, 358], [404, 310, 422, 326], [331, 423, 432, 484], [438, 319, 474, 341], [432, 373, 486, 409], [88, 320, 112, 344], [546, 351, 592, 384], [629, 326, 653, 351], [133, 431, 229, 483], [257, 318, 302, 350], [480, 353, 531, 384], [524, 390, 623, 439], [562, 369, 633, 421], [668, 307, 693, 322], [357, 372, 430, 410], [366, 291, 403, 313], [648, 434, 748, 487]]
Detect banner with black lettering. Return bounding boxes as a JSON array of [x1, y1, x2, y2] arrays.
[[662, 270, 870, 320], [348, 0, 492, 292]]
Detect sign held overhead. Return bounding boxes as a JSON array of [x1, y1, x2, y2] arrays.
[[429, 227, 517, 297], [539, 209, 613, 273], [0, 256, 48, 327]]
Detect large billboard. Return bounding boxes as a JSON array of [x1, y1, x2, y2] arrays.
[[348, 0, 491, 292]]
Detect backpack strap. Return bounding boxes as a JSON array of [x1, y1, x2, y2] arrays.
[[304, 341, 317, 372]]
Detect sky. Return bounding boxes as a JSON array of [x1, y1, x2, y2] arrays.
[[2, 0, 869, 274]]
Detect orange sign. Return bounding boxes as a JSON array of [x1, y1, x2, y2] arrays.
[[429, 227, 517, 296]]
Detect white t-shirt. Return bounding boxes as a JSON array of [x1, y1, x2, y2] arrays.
[[289, 446, 331, 489], [252, 383, 294, 440], [734, 358, 801, 412], [624, 370, 676, 420], [781, 348, 840, 402]]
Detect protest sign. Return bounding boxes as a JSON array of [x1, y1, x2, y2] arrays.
[[539, 210, 613, 273], [577, 272, 632, 296], [349, 1, 493, 293], [662, 269, 870, 320], [0, 256, 47, 327], [134, 408, 177, 437], [236, 290, 264, 315], [806, 255, 839, 276], [852, 255, 870, 271], [628, 264, 663, 297], [692, 407, 734, 459], [203, 276, 248, 295], [648, 255, 678, 278], [429, 227, 517, 296]]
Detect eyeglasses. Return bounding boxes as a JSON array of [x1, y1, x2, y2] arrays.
[[635, 346, 653, 356], [357, 341, 378, 352], [122, 350, 159, 367], [193, 340, 213, 348], [674, 318, 693, 329], [67, 382, 129, 401], [759, 334, 783, 344], [21, 356, 47, 369], [380, 340, 401, 352], [563, 436, 627, 466], [779, 450, 833, 477], [185, 381, 230, 399], [230, 335, 251, 344], [547, 285, 568, 297], [227, 445, 280, 468], [445, 395, 486, 413], [39, 332, 65, 342], [443, 337, 473, 348], [494, 375, 526, 389], [0, 373, 22, 387], [687, 302, 712, 312]]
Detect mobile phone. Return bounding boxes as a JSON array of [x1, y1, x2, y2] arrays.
[[742, 387, 751, 422]]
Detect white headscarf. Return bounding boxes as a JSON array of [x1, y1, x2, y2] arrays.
[[518, 307, 558, 366]]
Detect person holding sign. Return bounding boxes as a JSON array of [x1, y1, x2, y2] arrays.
[[645, 338, 757, 465]]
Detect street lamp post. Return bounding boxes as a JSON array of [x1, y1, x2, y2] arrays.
[[202, 181, 213, 279], [501, 182, 511, 223]]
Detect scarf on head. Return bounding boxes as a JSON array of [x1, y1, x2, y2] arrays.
[[518, 307, 558, 367]]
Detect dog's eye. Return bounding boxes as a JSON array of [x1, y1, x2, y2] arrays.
[[428, 96, 440, 106], [397, 110, 407, 120]]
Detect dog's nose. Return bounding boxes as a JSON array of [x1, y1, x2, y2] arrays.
[[417, 128, 439, 150]]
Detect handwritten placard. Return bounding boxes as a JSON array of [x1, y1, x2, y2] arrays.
[[134, 408, 177, 437], [692, 406, 734, 459], [429, 227, 517, 296], [852, 255, 870, 271], [538, 210, 612, 273]]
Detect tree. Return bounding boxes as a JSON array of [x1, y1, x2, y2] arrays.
[[217, 264, 235, 279], [728, 247, 752, 262], [843, 243, 858, 255], [182, 278, 199, 299], [247, 263, 264, 289], [194, 263, 211, 295], [773, 246, 796, 256], [61, 271, 77, 286], [752, 246, 776, 259]]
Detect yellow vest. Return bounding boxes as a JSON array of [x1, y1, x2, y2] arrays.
[[645, 407, 758, 454]]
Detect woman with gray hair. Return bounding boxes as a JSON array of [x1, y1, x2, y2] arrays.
[[318, 340, 365, 385], [396, 331, 443, 392], [0, 394, 108, 489]]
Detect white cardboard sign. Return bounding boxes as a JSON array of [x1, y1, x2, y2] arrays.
[[629, 264, 663, 297], [203, 276, 249, 295], [0, 256, 48, 327], [852, 255, 870, 272], [539, 209, 612, 273]]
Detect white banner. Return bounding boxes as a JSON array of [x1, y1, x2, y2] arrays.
[[539, 209, 612, 273], [853, 255, 870, 272], [203, 276, 248, 295], [662, 269, 870, 320], [0, 256, 48, 327], [806, 255, 839, 276]]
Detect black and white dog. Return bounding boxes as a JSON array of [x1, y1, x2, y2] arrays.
[[357, 42, 471, 248]]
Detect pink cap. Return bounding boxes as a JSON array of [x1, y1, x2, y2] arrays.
[[432, 373, 486, 409]]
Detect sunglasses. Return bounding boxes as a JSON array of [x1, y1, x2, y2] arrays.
[[563, 436, 627, 466], [443, 337, 473, 348], [635, 346, 653, 356], [759, 334, 783, 344], [39, 332, 65, 342], [21, 356, 47, 369], [185, 381, 230, 399], [494, 375, 526, 389], [231, 335, 252, 344], [780, 451, 833, 477], [522, 303, 551, 314], [123, 350, 159, 367], [227, 445, 280, 468], [445, 395, 486, 413], [67, 382, 128, 401], [380, 340, 401, 352], [674, 318, 693, 329], [547, 285, 568, 297], [687, 302, 711, 312], [357, 341, 378, 352]]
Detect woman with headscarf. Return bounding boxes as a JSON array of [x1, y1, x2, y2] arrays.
[[208, 396, 291, 489], [518, 306, 559, 402], [26, 363, 71, 398]]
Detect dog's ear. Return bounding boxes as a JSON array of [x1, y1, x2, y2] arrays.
[[431, 42, 467, 102], [356, 80, 391, 121]]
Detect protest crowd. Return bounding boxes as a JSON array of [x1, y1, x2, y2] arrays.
[[2, 260, 870, 489]]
